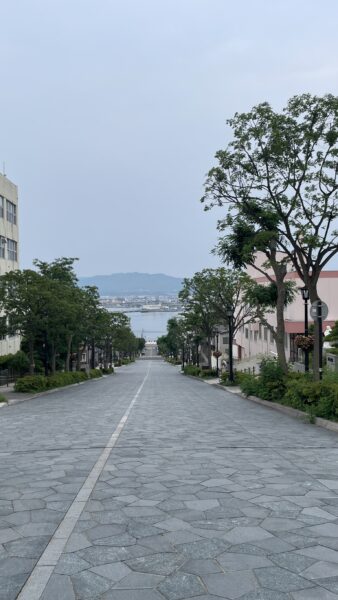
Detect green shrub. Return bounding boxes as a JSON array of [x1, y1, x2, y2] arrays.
[[240, 374, 263, 397], [183, 364, 201, 376], [284, 379, 338, 420], [14, 371, 89, 392], [0, 394, 7, 403], [258, 358, 286, 402], [166, 358, 182, 365], [9, 351, 30, 374], [200, 368, 218, 378], [102, 367, 114, 374], [220, 371, 249, 386], [46, 371, 88, 388], [89, 369, 103, 379], [15, 375, 48, 392]]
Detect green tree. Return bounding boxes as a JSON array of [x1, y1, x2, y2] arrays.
[[179, 268, 262, 367], [215, 213, 296, 372], [202, 94, 338, 378]]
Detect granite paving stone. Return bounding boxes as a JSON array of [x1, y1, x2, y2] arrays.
[[158, 571, 205, 599], [202, 570, 258, 598], [40, 574, 76, 600], [254, 566, 314, 592], [5, 361, 338, 598], [292, 588, 338, 599]]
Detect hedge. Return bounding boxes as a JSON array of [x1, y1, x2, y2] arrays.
[[183, 365, 218, 378], [14, 370, 103, 393], [238, 358, 338, 421]]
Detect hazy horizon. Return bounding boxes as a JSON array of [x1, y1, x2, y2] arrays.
[[2, 0, 338, 277]]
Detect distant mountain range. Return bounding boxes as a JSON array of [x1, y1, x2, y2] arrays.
[[78, 272, 183, 296]]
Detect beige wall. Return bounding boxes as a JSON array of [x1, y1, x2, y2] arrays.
[[236, 256, 338, 364], [0, 174, 20, 355]]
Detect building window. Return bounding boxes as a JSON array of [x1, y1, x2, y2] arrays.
[[222, 336, 229, 345], [7, 239, 17, 261], [259, 324, 262, 339], [6, 200, 17, 224], [254, 331, 258, 341], [245, 328, 249, 339], [270, 329, 274, 343], [0, 237, 5, 259], [264, 327, 268, 341], [0, 197, 4, 219]]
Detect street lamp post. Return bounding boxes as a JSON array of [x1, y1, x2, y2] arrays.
[[227, 308, 234, 383], [300, 286, 310, 373], [215, 330, 219, 377]]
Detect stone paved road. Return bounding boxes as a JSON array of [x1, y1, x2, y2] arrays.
[[3, 362, 338, 598]]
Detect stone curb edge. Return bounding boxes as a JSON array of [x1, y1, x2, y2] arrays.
[[182, 370, 338, 434], [218, 383, 338, 434], [1, 374, 113, 407]]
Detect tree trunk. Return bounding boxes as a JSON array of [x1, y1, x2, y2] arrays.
[[207, 335, 212, 368], [308, 283, 320, 380], [65, 335, 73, 372], [50, 342, 56, 374], [76, 346, 81, 371], [104, 341, 109, 370], [274, 279, 288, 374], [28, 339, 35, 375], [91, 338, 95, 369]]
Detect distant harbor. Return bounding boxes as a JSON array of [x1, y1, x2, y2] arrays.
[[108, 308, 179, 341], [100, 295, 181, 340]]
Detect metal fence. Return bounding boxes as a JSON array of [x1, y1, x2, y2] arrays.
[[0, 369, 17, 386]]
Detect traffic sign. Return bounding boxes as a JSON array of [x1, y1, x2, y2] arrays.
[[310, 300, 329, 320]]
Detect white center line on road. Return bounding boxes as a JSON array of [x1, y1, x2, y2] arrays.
[[17, 363, 151, 600]]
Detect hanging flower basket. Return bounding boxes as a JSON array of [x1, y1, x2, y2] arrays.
[[295, 335, 314, 351], [213, 350, 222, 358]]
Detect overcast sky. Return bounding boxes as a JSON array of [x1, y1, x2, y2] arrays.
[[1, 0, 338, 277]]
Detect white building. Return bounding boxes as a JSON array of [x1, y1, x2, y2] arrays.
[[0, 173, 20, 355]]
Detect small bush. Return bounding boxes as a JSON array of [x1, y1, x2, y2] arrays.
[[102, 367, 114, 374], [46, 371, 88, 389], [200, 368, 218, 378], [220, 371, 249, 386], [15, 371, 89, 392], [284, 379, 338, 419], [15, 375, 48, 392], [89, 369, 103, 379], [0, 394, 7, 403], [9, 351, 30, 374], [259, 358, 286, 402], [240, 374, 263, 397], [183, 365, 201, 376], [166, 358, 182, 365]]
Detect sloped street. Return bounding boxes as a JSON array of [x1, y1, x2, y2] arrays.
[[2, 362, 338, 599]]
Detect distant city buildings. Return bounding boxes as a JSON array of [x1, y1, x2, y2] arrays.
[[0, 173, 20, 355], [99, 295, 181, 313]]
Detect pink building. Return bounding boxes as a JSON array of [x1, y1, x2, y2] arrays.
[[235, 255, 338, 364]]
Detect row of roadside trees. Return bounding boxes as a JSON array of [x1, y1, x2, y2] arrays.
[[160, 94, 338, 380], [158, 267, 295, 369], [0, 257, 144, 375]]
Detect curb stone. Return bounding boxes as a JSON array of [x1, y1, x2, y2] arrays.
[[2, 374, 112, 407], [183, 371, 338, 434]]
